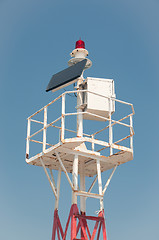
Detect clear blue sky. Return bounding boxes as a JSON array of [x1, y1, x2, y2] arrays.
[[0, 0, 159, 239]]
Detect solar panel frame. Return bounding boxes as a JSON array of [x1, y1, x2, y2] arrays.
[[46, 59, 87, 92]]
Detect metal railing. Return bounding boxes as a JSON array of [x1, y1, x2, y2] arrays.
[[26, 90, 134, 160]]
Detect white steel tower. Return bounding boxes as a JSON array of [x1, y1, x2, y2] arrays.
[[26, 39, 134, 239]]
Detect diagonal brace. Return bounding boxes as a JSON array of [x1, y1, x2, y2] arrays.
[[49, 168, 57, 191], [88, 175, 98, 193], [55, 151, 74, 191], [40, 157, 57, 198], [102, 165, 117, 195]]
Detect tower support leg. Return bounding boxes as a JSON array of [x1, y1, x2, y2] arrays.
[[72, 154, 78, 204], [52, 209, 64, 240], [80, 160, 86, 239], [51, 204, 107, 240]]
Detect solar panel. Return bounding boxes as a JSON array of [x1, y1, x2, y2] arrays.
[[46, 59, 87, 92]]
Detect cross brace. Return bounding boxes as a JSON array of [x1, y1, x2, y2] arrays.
[[52, 204, 107, 240]]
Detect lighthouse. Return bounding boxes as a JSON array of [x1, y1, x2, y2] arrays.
[[26, 39, 134, 239]]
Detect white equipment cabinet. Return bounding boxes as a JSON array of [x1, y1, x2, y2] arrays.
[[82, 77, 116, 121]]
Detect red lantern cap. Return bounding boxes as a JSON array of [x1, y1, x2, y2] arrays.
[[75, 39, 85, 49]]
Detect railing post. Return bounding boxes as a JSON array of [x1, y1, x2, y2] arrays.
[[26, 118, 31, 159], [92, 135, 95, 151], [109, 97, 113, 155], [43, 106, 47, 152], [61, 94, 65, 142], [130, 115, 133, 150]]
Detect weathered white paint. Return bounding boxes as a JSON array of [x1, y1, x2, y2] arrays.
[[83, 77, 115, 121], [72, 154, 78, 204], [55, 167, 61, 210], [43, 107, 47, 152], [26, 87, 134, 208], [61, 94, 65, 142], [55, 151, 74, 190], [96, 159, 104, 210], [80, 160, 86, 212]]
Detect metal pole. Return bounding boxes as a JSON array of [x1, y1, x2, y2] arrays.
[[39, 157, 57, 198], [88, 175, 98, 193], [26, 118, 31, 159], [80, 160, 86, 213], [55, 167, 61, 210], [76, 77, 85, 212], [86, 175, 98, 200], [55, 151, 74, 191], [43, 106, 47, 152], [49, 169, 56, 191], [109, 97, 113, 155], [61, 94, 65, 142], [72, 68, 84, 240], [96, 159, 104, 210], [130, 115, 133, 150], [92, 135, 95, 151], [72, 154, 78, 204], [102, 165, 117, 195], [77, 77, 83, 137]]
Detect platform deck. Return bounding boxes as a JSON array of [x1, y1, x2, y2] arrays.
[[26, 137, 133, 177]]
